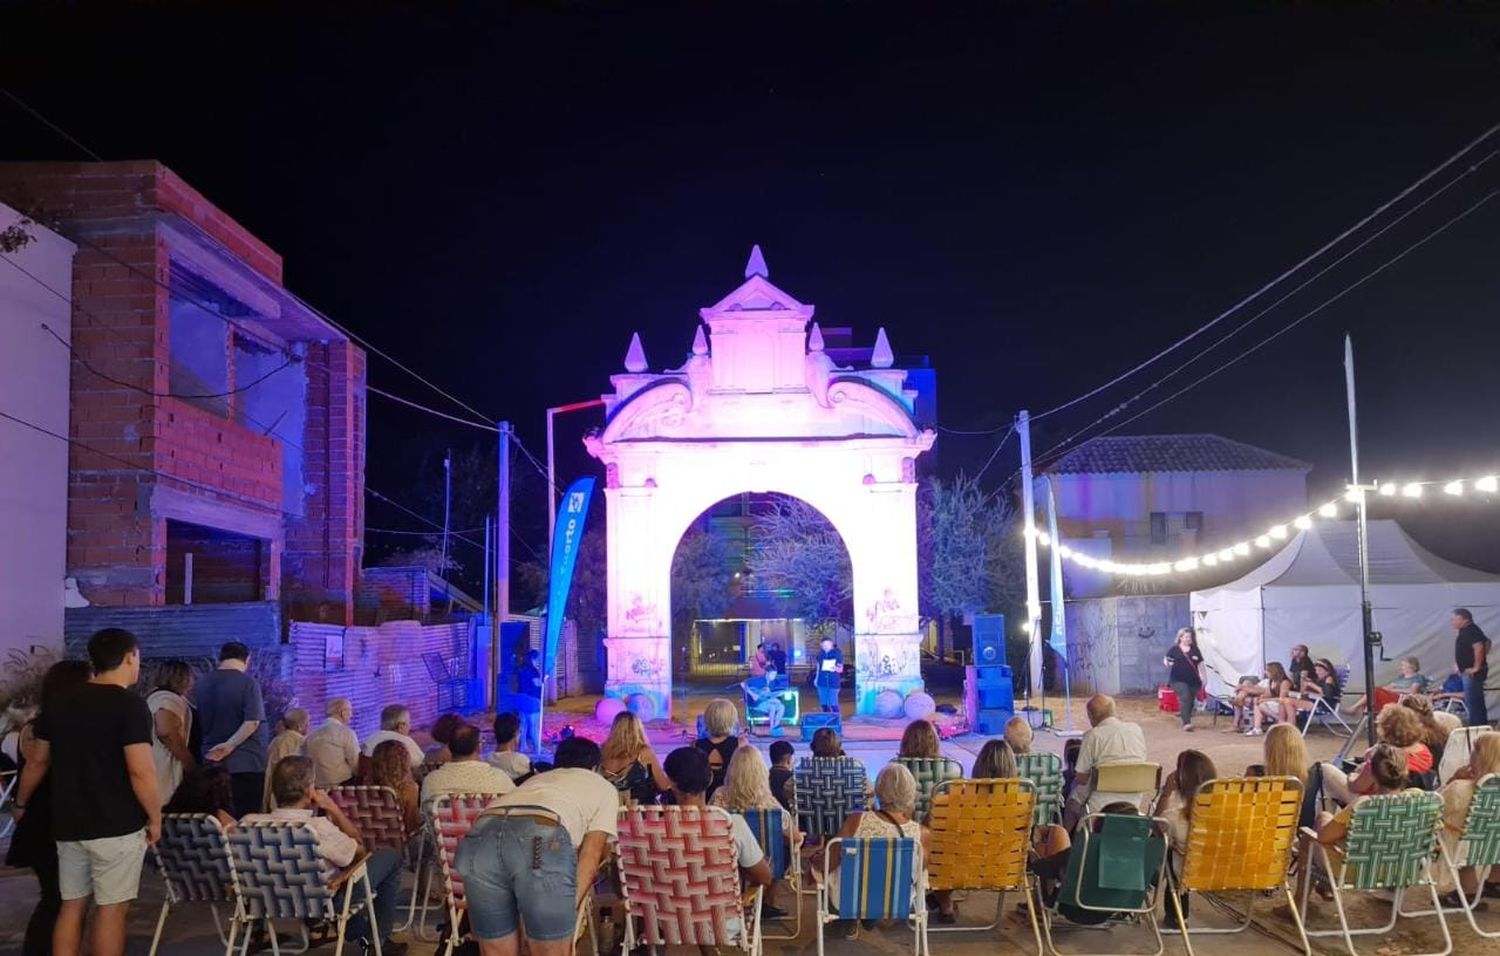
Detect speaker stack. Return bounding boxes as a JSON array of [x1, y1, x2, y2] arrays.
[[967, 613, 1015, 735]]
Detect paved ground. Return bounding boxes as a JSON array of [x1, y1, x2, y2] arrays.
[[3, 694, 1493, 955]]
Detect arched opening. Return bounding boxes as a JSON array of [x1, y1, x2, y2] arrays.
[[669, 492, 854, 716]]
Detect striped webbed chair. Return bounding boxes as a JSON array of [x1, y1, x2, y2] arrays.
[[1300, 790, 1450, 956], [1408, 773, 1500, 940], [741, 806, 800, 939], [1017, 752, 1065, 829], [616, 805, 763, 955], [328, 784, 426, 933], [893, 756, 963, 821], [149, 814, 242, 956], [1040, 813, 1169, 956], [430, 793, 490, 949], [815, 836, 927, 956], [1165, 777, 1310, 956], [227, 821, 380, 956], [927, 778, 1039, 948], [795, 757, 869, 843]]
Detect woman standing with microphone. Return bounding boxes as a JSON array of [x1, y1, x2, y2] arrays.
[[1165, 627, 1206, 732]]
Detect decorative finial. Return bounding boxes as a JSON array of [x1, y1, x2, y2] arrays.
[[624, 332, 648, 373], [744, 244, 768, 279], [808, 322, 825, 352], [692, 325, 708, 356], [871, 327, 894, 368]]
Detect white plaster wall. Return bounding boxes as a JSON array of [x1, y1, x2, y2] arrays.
[[0, 204, 76, 657], [1051, 470, 1308, 545]]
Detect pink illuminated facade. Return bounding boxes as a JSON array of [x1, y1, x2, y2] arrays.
[[585, 248, 936, 716]]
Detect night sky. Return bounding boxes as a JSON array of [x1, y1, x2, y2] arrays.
[[6, 3, 1500, 569]]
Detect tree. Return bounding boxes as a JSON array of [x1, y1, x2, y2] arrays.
[[918, 474, 1017, 656], [747, 497, 853, 632], [669, 526, 735, 642]]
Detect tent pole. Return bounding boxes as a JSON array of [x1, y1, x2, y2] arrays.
[[1345, 336, 1377, 746]]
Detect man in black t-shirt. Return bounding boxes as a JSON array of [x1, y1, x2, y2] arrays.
[[12, 628, 159, 956], [1453, 608, 1490, 726]]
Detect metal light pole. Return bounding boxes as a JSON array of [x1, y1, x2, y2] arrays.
[[1345, 336, 1378, 745], [492, 422, 511, 711], [546, 399, 606, 547], [1018, 410, 1045, 723]]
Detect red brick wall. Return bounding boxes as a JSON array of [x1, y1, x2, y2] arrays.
[[284, 341, 366, 625], [157, 398, 283, 505]]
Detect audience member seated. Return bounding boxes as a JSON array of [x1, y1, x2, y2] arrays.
[[1347, 656, 1428, 716], [1305, 744, 1413, 886], [420, 722, 514, 813], [1151, 749, 1216, 859], [665, 747, 777, 919], [1401, 695, 1455, 762], [808, 727, 873, 802], [455, 737, 617, 956], [1259, 723, 1310, 785], [1064, 695, 1148, 827], [1004, 715, 1034, 756], [163, 764, 239, 830], [599, 711, 671, 805], [246, 756, 407, 956], [694, 698, 742, 800], [361, 704, 425, 772], [1245, 663, 1293, 735], [368, 739, 422, 837], [1287, 644, 1316, 690], [423, 713, 464, 771], [486, 712, 532, 782], [1321, 706, 1434, 805], [971, 738, 1018, 779], [263, 709, 308, 810], [817, 763, 928, 938], [768, 740, 795, 813], [1030, 801, 1144, 924], [897, 717, 942, 760], [304, 698, 360, 789], [1276, 658, 1342, 726], [1436, 732, 1500, 903], [711, 745, 799, 841]]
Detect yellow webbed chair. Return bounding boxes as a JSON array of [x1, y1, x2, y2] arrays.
[[926, 777, 1041, 952]]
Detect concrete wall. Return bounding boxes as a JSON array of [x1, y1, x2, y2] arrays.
[[1063, 593, 1192, 695], [0, 204, 76, 656]]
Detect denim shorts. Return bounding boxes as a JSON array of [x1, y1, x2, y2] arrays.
[[453, 811, 578, 942]]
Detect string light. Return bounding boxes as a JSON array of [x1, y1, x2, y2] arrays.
[[1027, 472, 1500, 578]]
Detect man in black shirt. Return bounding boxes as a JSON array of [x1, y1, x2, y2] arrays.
[[12, 628, 159, 956], [1453, 608, 1490, 726]]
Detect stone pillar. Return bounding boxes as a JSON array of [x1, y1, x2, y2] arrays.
[[850, 478, 925, 715], [601, 484, 673, 719]]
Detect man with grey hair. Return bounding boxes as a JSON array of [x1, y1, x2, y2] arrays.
[[243, 757, 406, 956], [1003, 715, 1034, 755], [303, 698, 359, 788], [361, 704, 424, 768], [263, 708, 310, 810], [1063, 694, 1147, 827]]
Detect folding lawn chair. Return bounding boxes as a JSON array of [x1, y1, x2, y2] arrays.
[[814, 835, 927, 956], [149, 814, 244, 956], [926, 778, 1040, 948], [893, 756, 962, 821], [1299, 790, 1450, 956], [1300, 667, 1355, 738], [1164, 776, 1310, 956], [431, 792, 489, 950], [1439, 727, 1496, 786], [1089, 762, 1162, 815], [617, 804, 763, 956], [227, 821, 381, 956], [1403, 773, 1500, 940], [742, 806, 801, 940], [328, 785, 428, 933], [1017, 752, 1065, 828], [0, 769, 15, 839], [1038, 813, 1170, 956], [794, 757, 869, 843]]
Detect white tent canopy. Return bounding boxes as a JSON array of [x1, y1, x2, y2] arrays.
[[1190, 520, 1500, 710]]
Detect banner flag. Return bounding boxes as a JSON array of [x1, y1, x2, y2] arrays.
[[543, 476, 595, 677]]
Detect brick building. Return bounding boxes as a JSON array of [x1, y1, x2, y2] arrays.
[[0, 161, 367, 631]]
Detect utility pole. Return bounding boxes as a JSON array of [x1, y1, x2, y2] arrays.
[[1345, 337, 1377, 745], [1018, 410, 1044, 721], [441, 450, 453, 613], [492, 422, 512, 710]]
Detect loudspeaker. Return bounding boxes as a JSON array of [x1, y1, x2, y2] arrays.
[[800, 712, 843, 741], [977, 685, 1013, 710], [973, 613, 1007, 667], [975, 665, 1013, 688], [975, 708, 1014, 735]]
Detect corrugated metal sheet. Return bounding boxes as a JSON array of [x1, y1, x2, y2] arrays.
[[64, 602, 281, 660]]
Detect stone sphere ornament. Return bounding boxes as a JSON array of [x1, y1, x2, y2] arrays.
[[594, 697, 627, 724], [903, 692, 936, 721], [874, 689, 905, 719]]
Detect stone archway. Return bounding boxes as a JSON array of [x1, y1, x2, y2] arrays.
[[584, 248, 935, 717]]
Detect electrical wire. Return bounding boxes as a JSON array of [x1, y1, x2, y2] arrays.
[[938, 421, 1013, 436], [365, 487, 485, 551], [2, 88, 104, 161], [366, 525, 489, 537], [971, 423, 1016, 485], [509, 431, 563, 496], [1031, 120, 1500, 423], [367, 386, 498, 432], [37, 321, 296, 400]]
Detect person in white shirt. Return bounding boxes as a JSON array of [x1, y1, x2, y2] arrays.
[[420, 723, 513, 812], [303, 699, 360, 788], [243, 756, 406, 956], [455, 737, 617, 956], [485, 712, 533, 781], [360, 704, 424, 771], [1064, 695, 1149, 827], [145, 661, 195, 806]]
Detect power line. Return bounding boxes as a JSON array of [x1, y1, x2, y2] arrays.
[[971, 423, 1016, 484], [938, 421, 1013, 436], [365, 486, 485, 550], [368, 386, 498, 432], [2, 88, 103, 161], [38, 321, 296, 400], [1031, 120, 1500, 423], [366, 525, 488, 537]]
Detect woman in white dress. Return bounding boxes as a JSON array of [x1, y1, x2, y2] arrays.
[[146, 661, 196, 806]]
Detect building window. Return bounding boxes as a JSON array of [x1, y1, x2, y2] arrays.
[[1185, 511, 1204, 532], [1150, 512, 1168, 545]]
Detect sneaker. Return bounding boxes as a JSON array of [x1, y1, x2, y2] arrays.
[[934, 910, 957, 925], [1245, 727, 1263, 736], [771, 725, 784, 737], [840, 921, 860, 940], [1182, 724, 1195, 732]]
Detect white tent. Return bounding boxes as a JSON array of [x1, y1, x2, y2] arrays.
[[1190, 520, 1500, 710]]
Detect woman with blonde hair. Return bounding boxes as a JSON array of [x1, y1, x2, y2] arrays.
[[1262, 723, 1310, 785], [897, 718, 942, 760], [693, 697, 742, 800], [1436, 732, 1500, 901], [712, 745, 799, 850], [601, 710, 671, 805], [971, 738, 1017, 779]]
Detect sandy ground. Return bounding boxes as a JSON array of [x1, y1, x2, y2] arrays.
[[3, 694, 1492, 956]]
